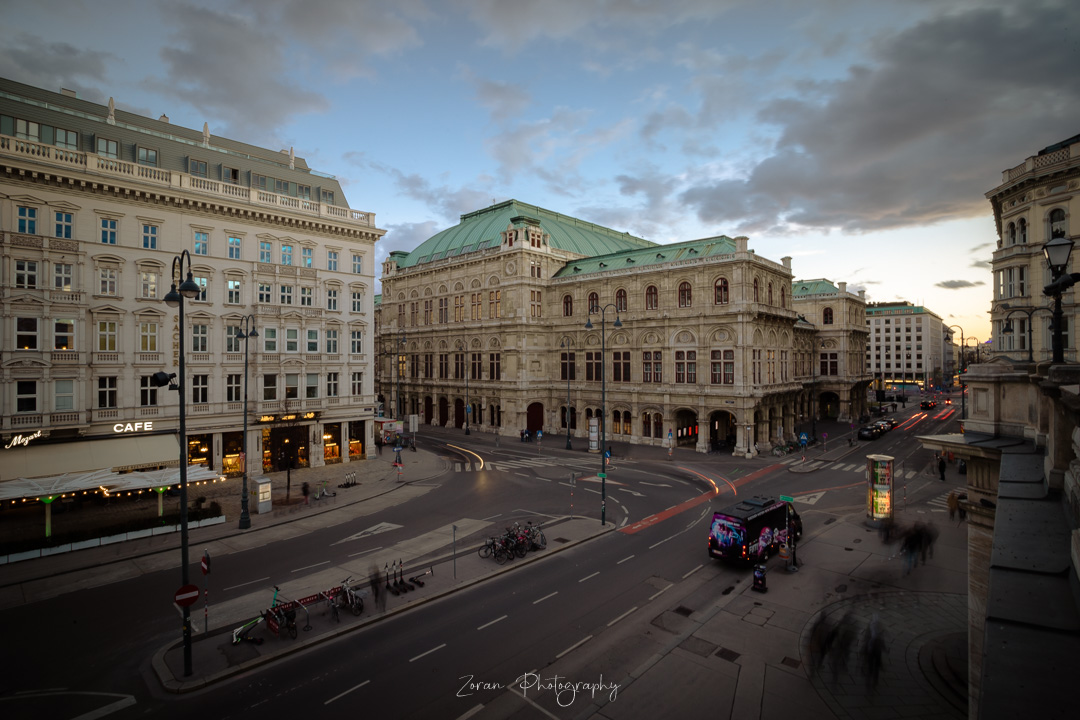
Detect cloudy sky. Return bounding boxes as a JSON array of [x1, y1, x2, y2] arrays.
[[4, 0, 1078, 342]]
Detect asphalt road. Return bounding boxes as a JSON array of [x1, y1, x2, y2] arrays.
[[0, 403, 959, 719]]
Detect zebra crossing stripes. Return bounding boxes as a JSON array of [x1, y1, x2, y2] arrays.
[[926, 491, 952, 512], [450, 456, 636, 473]]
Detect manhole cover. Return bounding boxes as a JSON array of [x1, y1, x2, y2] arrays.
[[554, 537, 569, 544], [715, 647, 741, 662], [674, 606, 693, 617], [853, 538, 862, 543], [781, 656, 801, 669], [722, 586, 734, 595]]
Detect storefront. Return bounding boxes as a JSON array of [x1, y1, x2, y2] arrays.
[[322, 422, 342, 465], [221, 431, 244, 477], [186, 433, 212, 469], [261, 425, 309, 473], [349, 421, 366, 459]]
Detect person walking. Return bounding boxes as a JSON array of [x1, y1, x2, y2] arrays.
[[938, 454, 947, 481], [301, 481, 310, 505], [947, 491, 959, 520]]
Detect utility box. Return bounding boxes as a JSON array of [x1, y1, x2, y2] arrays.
[[255, 476, 273, 514]]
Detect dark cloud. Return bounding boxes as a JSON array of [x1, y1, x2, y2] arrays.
[[141, 3, 329, 144], [0, 34, 113, 103], [680, 0, 1080, 234], [936, 280, 986, 289]]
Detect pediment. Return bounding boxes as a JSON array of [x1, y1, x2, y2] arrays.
[[91, 304, 127, 315], [3, 356, 50, 369], [8, 193, 47, 205], [48, 199, 82, 211], [8, 293, 45, 307]]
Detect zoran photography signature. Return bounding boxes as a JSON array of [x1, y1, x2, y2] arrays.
[[458, 672, 620, 707]]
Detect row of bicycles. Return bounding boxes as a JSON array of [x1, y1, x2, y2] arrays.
[[477, 521, 547, 564], [231, 577, 366, 645]]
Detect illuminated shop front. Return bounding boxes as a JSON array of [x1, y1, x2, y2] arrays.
[[349, 421, 366, 459], [187, 434, 212, 469], [322, 423, 341, 464], [221, 431, 244, 477]]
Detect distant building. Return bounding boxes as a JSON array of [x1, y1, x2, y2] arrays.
[[376, 199, 871, 455], [986, 133, 1079, 363], [0, 77, 383, 503], [865, 301, 950, 390]]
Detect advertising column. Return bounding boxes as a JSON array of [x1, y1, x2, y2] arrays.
[[866, 454, 894, 525]]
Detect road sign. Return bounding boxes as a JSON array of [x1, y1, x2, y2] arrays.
[[598, 472, 607, 478], [779, 495, 794, 502], [201, 551, 211, 575], [175, 584, 200, 607]]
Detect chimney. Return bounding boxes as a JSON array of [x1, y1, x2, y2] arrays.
[[839, 281, 847, 294], [782, 256, 792, 268], [159, 114, 170, 123], [60, 88, 77, 98], [735, 236, 749, 253]]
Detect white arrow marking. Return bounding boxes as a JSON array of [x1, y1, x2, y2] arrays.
[[791, 492, 825, 505], [640, 481, 671, 487], [333, 522, 403, 546], [617, 487, 645, 497]]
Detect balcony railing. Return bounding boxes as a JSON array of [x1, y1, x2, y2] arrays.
[[0, 134, 377, 229]]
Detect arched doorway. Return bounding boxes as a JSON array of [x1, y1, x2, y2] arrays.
[[454, 398, 465, 428], [708, 410, 737, 451], [527, 402, 544, 433], [438, 396, 448, 426], [424, 396, 433, 425], [820, 391, 841, 420], [674, 408, 698, 447]]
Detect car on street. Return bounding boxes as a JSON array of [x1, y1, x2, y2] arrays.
[[876, 418, 898, 431], [858, 425, 882, 440], [920, 400, 937, 410], [944, 398, 952, 405]]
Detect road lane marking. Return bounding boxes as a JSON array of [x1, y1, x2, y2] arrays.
[[579, 571, 599, 583], [556, 635, 593, 659], [533, 591, 558, 604], [682, 564, 703, 579], [457, 704, 485, 720], [616, 555, 635, 565], [649, 583, 674, 601], [409, 643, 446, 662], [348, 546, 383, 558], [223, 576, 269, 592], [477, 615, 507, 630], [325, 680, 369, 705], [607, 606, 638, 627], [291, 561, 329, 573]]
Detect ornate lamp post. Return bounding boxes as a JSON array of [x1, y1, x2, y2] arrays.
[[1000, 303, 1052, 363], [585, 303, 621, 526], [395, 333, 405, 419], [1043, 236, 1078, 364], [238, 315, 258, 529], [457, 340, 470, 435], [162, 249, 200, 677], [560, 336, 574, 449], [947, 325, 966, 420], [810, 340, 824, 439]]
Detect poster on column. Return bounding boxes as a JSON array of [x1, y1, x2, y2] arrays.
[[588, 417, 599, 452], [866, 454, 894, 521]]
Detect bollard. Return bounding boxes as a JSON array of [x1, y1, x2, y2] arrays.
[[752, 563, 768, 592]]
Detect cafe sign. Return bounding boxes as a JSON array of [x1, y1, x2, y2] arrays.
[[4, 430, 43, 449], [113, 421, 154, 433]]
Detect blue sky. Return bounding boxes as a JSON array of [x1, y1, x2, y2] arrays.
[[3, 0, 1078, 343]]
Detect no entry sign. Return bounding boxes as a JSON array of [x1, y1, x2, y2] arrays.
[[174, 584, 200, 607]]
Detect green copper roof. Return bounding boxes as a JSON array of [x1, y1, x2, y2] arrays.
[[791, 279, 838, 296], [552, 235, 736, 278], [393, 200, 656, 269]]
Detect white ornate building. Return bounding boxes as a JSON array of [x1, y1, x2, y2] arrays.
[[0, 77, 383, 502], [376, 200, 871, 455]]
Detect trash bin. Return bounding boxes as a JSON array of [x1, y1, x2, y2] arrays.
[[752, 563, 768, 593]]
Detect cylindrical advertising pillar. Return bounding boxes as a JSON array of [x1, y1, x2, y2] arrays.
[[866, 454, 894, 527]]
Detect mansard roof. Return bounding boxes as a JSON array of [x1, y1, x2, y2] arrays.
[[395, 200, 655, 269], [552, 235, 736, 278], [791, 279, 839, 296]]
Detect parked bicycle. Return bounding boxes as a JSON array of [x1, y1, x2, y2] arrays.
[[267, 585, 298, 639], [336, 577, 365, 616], [321, 588, 340, 623]]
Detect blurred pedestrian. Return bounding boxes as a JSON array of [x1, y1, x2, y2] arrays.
[[828, 612, 856, 681], [947, 491, 958, 520], [938, 455, 946, 481], [862, 614, 886, 690], [808, 613, 833, 676], [301, 481, 310, 505], [368, 563, 385, 612]]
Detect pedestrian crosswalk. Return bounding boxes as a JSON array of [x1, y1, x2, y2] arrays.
[[777, 456, 922, 479], [448, 456, 635, 473]]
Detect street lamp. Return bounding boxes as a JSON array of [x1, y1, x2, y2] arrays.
[[395, 333, 405, 419], [810, 340, 825, 440], [1043, 236, 1079, 364], [559, 336, 574, 449], [1001, 303, 1054, 362], [238, 315, 258, 530], [456, 340, 471, 435], [162, 249, 200, 677], [947, 325, 966, 420], [584, 303, 621, 526]]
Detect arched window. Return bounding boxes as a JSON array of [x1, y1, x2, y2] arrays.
[[1019, 218, 1027, 243], [615, 288, 627, 312], [780, 287, 786, 308], [678, 282, 692, 308], [612, 410, 622, 434], [767, 283, 773, 305], [563, 295, 573, 316], [652, 413, 663, 438], [714, 278, 729, 304], [645, 285, 658, 310], [1008, 222, 1016, 244], [588, 292, 599, 313], [823, 307, 834, 325], [1050, 208, 1067, 239], [753, 278, 759, 302]]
